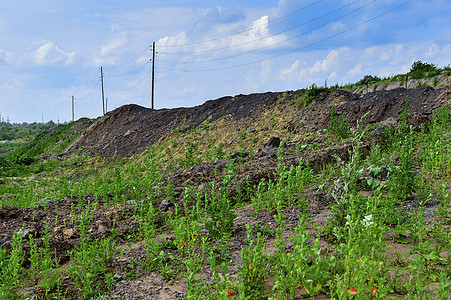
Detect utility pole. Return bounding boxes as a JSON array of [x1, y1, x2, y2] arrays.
[[72, 96, 75, 122], [151, 41, 155, 110], [101, 66, 105, 115], [106, 97, 108, 113]]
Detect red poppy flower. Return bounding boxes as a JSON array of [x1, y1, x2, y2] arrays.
[[372, 286, 377, 296], [249, 263, 253, 270], [227, 290, 234, 297], [350, 287, 357, 298]]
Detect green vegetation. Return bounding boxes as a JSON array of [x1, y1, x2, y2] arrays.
[[294, 84, 329, 108], [0, 121, 58, 141], [337, 60, 451, 91], [0, 68, 450, 299]]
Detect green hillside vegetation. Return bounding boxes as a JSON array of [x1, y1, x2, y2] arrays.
[[0, 63, 450, 299]]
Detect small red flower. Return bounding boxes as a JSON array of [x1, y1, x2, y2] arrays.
[[350, 287, 357, 298], [372, 285, 377, 296], [227, 290, 234, 297], [249, 263, 253, 270]]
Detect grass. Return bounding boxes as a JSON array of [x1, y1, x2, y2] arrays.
[[0, 78, 450, 299]]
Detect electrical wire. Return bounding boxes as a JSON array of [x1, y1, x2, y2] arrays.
[[158, 0, 412, 72], [158, 0, 375, 64], [107, 61, 150, 83], [117, 69, 152, 91], [160, 0, 362, 55], [105, 46, 151, 69], [157, 0, 324, 48]]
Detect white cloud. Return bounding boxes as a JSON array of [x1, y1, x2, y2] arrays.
[[380, 44, 403, 61], [157, 32, 189, 48], [100, 32, 128, 57], [32, 41, 75, 66], [310, 48, 344, 73], [424, 43, 439, 58], [258, 59, 271, 84], [0, 49, 13, 64], [280, 60, 300, 80], [228, 15, 286, 51], [346, 63, 363, 78]]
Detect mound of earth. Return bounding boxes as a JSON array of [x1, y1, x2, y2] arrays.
[[63, 85, 450, 158]]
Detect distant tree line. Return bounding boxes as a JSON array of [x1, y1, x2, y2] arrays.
[[0, 121, 60, 141]]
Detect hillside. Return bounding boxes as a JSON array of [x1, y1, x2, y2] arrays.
[[64, 84, 449, 160], [0, 72, 450, 299]]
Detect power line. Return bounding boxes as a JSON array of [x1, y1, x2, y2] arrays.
[[160, 0, 363, 55], [158, 0, 324, 48], [158, 0, 375, 64], [107, 61, 150, 83], [158, 0, 412, 72], [105, 46, 151, 69], [117, 69, 152, 91]]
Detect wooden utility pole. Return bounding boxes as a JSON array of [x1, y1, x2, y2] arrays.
[[101, 66, 105, 115], [151, 42, 155, 110], [72, 96, 75, 122], [106, 98, 108, 113]]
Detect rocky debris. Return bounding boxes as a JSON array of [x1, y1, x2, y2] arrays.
[[263, 136, 282, 148], [159, 199, 175, 212]]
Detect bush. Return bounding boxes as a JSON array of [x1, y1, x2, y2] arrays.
[[357, 75, 381, 86], [409, 61, 438, 79]]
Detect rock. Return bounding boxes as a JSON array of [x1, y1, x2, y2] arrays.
[[174, 187, 185, 195], [231, 151, 249, 159], [159, 199, 174, 212], [67, 238, 81, 246], [18, 228, 32, 239], [263, 136, 281, 148], [63, 228, 76, 239], [98, 224, 108, 234], [113, 273, 122, 280], [53, 225, 64, 235], [198, 183, 206, 191]]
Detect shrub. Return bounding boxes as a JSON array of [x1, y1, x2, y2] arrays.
[[409, 60, 438, 79], [357, 75, 381, 86]]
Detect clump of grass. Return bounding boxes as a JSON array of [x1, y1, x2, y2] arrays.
[[294, 84, 328, 108]]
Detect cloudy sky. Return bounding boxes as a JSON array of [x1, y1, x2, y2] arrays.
[[0, 0, 449, 123]]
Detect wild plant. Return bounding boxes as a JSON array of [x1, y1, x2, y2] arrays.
[[333, 209, 389, 300], [328, 104, 351, 139], [294, 84, 328, 108], [205, 168, 237, 240], [238, 224, 269, 299], [387, 127, 417, 200], [68, 210, 110, 298], [0, 231, 24, 299], [170, 209, 201, 256], [272, 215, 332, 299], [28, 222, 61, 296]]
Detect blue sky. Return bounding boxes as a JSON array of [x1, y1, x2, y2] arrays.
[[0, 0, 449, 123]]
